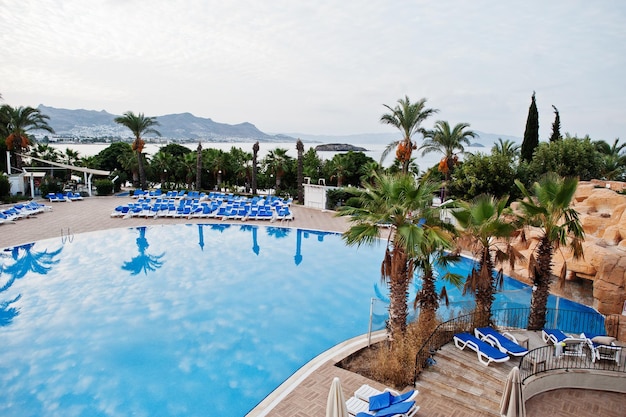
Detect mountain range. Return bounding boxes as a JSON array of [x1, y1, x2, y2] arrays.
[[37, 105, 295, 143], [36, 105, 521, 147]]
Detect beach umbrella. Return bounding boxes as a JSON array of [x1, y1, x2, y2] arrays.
[[499, 366, 526, 417], [326, 377, 349, 417]]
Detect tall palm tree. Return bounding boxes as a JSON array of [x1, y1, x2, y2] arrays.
[[337, 173, 456, 340], [515, 173, 585, 330], [195, 142, 203, 190], [451, 194, 519, 326], [296, 139, 304, 203], [421, 120, 476, 181], [379, 96, 438, 174], [1, 105, 55, 171], [252, 141, 259, 195], [114, 111, 161, 190]]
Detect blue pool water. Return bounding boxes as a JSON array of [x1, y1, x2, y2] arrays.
[[0, 224, 602, 417]]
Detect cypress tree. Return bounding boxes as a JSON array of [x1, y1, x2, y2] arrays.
[[549, 105, 561, 142], [521, 92, 539, 162]]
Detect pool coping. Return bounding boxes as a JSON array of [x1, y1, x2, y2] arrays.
[[246, 330, 388, 417]]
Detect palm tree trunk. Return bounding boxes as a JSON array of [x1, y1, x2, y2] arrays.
[[296, 139, 304, 203], [528, 236, 553, 330], [196, 142, 202, 191], [388, 247, 410, 340], [252, 141, 259, 195], [137, 152, 147, 190], [474, 249, 495, 327]]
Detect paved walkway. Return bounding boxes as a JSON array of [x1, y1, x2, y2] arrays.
[[2, 194, 626, 416]]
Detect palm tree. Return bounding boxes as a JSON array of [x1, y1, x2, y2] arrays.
[[181, 152, 197, 189], [515, 173, 585, 330], [379, 96, 438, 174], [63, 148, 80, 181], [1, 105, 55, 171], [195, 142, 203, 190], [358, 161, 381, 185], [252, 141, 259, 194], [151, 150, 175, 189], [337, 173, 456, 340], [327, 153, 350, 187], [118, 151, 140, 187], [451, 194, 519, 326], [296, 139, 304, 203], [30, 143, 61, 177], [421, 120, 476, 183], [594, 138, 626, 181], [114, 111, 161, 190], [491, 138, 520, 161], [265, 148, 290, 193]]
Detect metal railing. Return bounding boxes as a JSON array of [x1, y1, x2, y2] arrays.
[[412, 307, 608, 385], [519, 343, 626, 383]]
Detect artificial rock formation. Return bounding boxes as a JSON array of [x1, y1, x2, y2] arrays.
[[510, 181, 626, 317]]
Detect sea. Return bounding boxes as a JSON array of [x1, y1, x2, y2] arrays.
[[48, 141, 491, 171]]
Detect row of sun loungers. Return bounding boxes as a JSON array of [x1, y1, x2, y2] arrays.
[[346, 384, 419, 417], [46, 192, 84, 202], [111, 194, 294, 222], [0, 201, 52, 224], [453, 326, 622, 366]]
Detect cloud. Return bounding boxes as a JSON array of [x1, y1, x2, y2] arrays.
[[1, 0, 625, 138]]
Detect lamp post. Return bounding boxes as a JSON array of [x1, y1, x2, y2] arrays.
[[217, 169, 222, 191]]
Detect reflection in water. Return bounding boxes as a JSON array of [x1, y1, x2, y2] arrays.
[[210, 224, 230, 233], [197, 224, 205, 250], [0, 242, 63, 326], [121, 227, 165, 276], [240, 225, 260, 255], [3, 243, 63, 279], [266, 227, 290, 239], [295, 229, 331, 265], [294, 229, 303, 265]]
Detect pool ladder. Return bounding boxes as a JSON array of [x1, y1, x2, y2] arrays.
[[61, 228, 74, 244]]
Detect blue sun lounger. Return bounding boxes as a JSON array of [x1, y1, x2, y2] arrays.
[[542, 328, 586, 357], [453, 332, 510, 366], [475, 327, 528, 357]]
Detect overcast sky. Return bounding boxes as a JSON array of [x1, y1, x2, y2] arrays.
[[2, 0, 624, 140]]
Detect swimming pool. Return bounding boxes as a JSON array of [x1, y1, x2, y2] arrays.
[[0, 224, 601, 417]]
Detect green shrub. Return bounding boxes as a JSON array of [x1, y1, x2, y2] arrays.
[[95, 179, 114, 196], [39, 176, 62, 197], [0, 175, 10, 198]]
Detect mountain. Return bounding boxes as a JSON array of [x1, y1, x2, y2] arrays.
[[37, 105, 295, 143]]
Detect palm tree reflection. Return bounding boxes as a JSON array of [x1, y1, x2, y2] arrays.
[[239, 225, 260, 255], [294, 229, 331, 265], [122, 227, 165, 276], [266, 227, 290, 239], [3, 243, 63, 279], [0, 242, 63, 326]]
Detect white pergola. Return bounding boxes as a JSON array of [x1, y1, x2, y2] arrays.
[[14, 153, 111, 197]]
